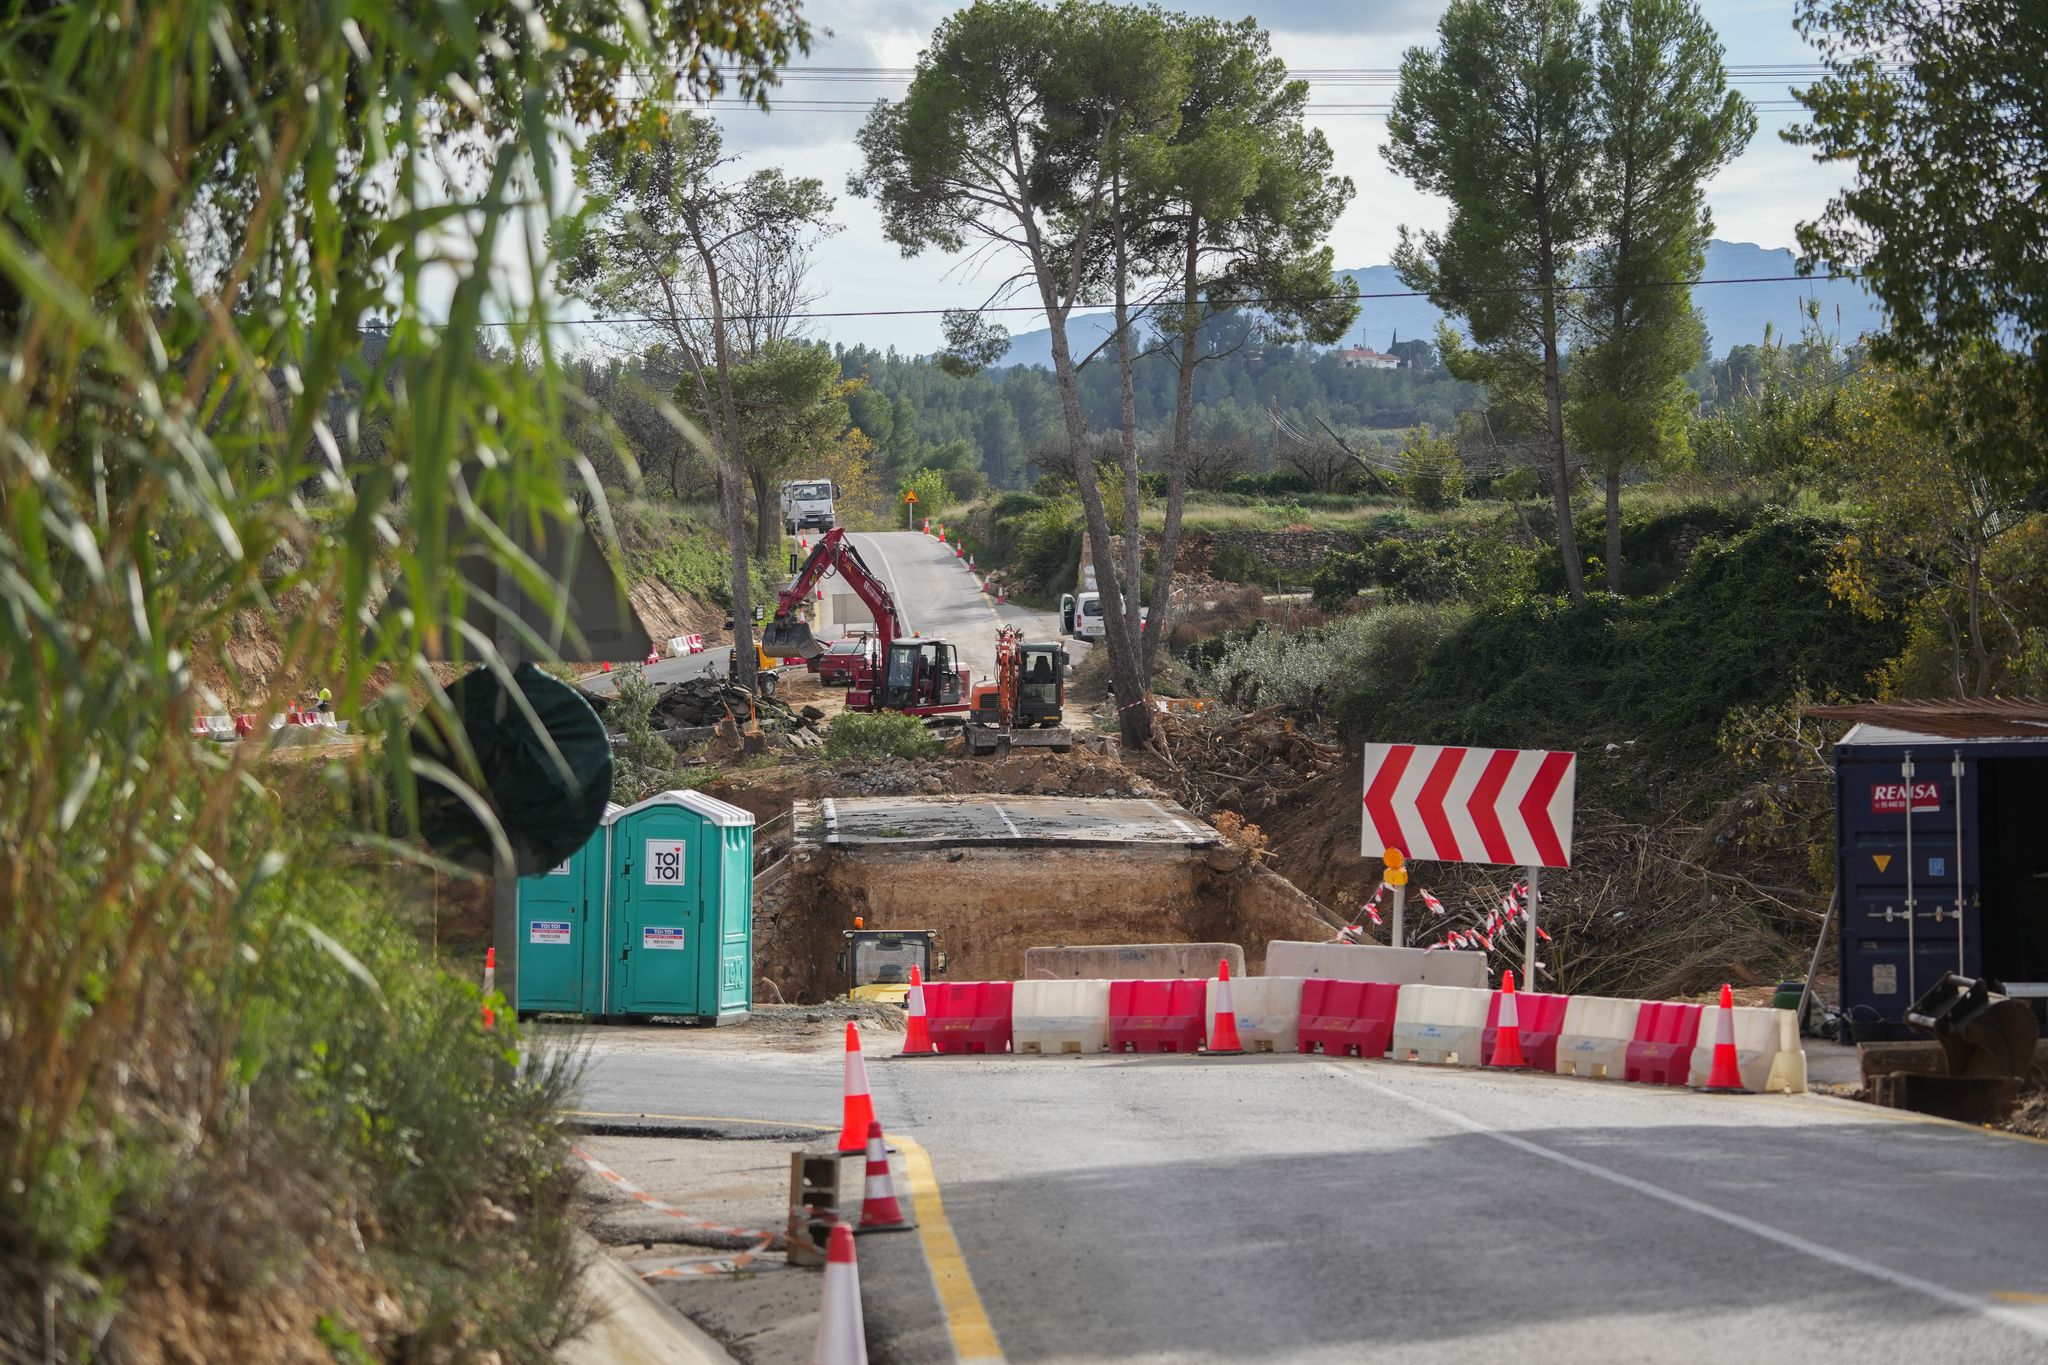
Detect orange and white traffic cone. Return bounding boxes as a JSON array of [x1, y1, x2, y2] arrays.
[[1205, 959, 1244, 1055], [1700, 983, 1748, 1092], [812, 1223, 868, 1365], [898, 965, 936, 1058], [1489, 970, 1527, 1068], [857, 1119, 914, 1232], [481, 946, 498, 1029], [937, 527, 945, 543], [838, 1022, 878, 1152]]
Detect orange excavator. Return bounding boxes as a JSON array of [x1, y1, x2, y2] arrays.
[[965, 626, 1072, 755], [759, 528, 971, 716]]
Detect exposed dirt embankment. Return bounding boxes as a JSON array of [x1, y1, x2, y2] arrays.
[[628, 578, 726, 648], [756, 839, 1335, 1003]]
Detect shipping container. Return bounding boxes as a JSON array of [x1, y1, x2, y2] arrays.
[[1834, 724, 2048, 1039]]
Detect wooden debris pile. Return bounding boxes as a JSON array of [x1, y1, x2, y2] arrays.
[[1138, 703, 1344, 819]]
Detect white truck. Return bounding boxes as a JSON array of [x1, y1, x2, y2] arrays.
[[779, 479, 837, 535]]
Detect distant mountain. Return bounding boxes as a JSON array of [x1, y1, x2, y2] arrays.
[[985, 239, 1884, 368]]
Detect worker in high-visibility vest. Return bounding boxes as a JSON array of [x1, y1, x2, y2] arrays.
[[315, 686, 332, 715]]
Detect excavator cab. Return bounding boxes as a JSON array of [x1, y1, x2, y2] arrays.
[[838, 929, 947, 1005], [1017, 643, 1066, 725], [880, 639, 963, 712]]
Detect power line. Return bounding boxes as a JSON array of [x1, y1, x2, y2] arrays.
[[427, 272, 1861, 330]]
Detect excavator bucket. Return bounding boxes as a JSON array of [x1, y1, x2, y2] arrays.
[[759, 615, 823, 659]]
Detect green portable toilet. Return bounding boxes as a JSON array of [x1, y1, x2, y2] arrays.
[[604, 790, 754, 1024], [514, 801, 619, 1019]]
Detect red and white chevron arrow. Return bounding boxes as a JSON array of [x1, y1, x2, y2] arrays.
[[1361, 743, 1577, 868]]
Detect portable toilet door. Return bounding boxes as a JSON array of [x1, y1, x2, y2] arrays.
[[514, 801, 617, 1019], [606, 790, 754, 1022]]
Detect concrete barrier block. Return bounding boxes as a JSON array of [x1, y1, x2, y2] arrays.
[[1557, 996, 1644, 1079], [1024, 943, 1244, 981], [1206, 976, 1304, 1054], [1390, 984, 1490, 1066], [1263, 941, 1486, 990], [1012, 979, 1111, 1055], [1688, 1005, 1807, 1093]]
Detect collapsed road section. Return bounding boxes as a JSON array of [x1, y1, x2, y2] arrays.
[[752, 794, 1337, 1002]]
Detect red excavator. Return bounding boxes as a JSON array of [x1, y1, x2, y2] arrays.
[[759, 528, 971, 716]]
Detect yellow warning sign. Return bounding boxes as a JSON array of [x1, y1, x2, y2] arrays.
[[1873, 853, 1893, 873]]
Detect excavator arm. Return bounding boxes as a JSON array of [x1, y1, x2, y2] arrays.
[[759, 527, 905, 660]]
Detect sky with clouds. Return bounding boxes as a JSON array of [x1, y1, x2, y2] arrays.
[[582, 1, 1845, 357]]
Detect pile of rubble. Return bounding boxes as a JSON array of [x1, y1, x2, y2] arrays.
[[1136, 702, 1344, 820], [641, 676, 827, 752]]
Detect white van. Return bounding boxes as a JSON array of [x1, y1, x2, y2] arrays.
[[1060, 591, 1143, 643]]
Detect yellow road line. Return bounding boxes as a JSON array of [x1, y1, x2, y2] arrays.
[[566, 1109, 833, 1131], [894, 1134, 1007, 1364]]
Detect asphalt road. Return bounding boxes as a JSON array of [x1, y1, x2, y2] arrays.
[[845, 530, 1081, 681], [581, 529, 1077, 699], [578, 1033, 2048, 1364], [807, 795, 1216, 848]]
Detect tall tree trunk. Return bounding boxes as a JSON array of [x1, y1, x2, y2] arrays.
[[1111, 185, 1144, 650], [691, 228, 756, 679], [1604, 467, 1622, 593], [1144, 227, 1201, 676], [1538, 255, 1585, 601], [750, 465, 776, 561], [1036, 282, 1151, 747]]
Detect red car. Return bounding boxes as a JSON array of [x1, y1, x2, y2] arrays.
[[816, 635, 877, 687]]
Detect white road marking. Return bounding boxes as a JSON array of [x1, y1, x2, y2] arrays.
[[1331, 1067, 2048, 1344], [854, 532, 914, 635], [989, 803, 1022, 839], [1143, 798, 1203, 839]]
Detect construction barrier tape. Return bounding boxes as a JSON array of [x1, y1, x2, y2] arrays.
[[573, 1145, 784, 1278]]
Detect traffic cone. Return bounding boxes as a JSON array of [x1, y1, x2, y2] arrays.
[[898, 965, 936, 1057], [1489, 970, 1527, 1068], [801, 536, 809, 551], [1205, 959, 1244, 1055], [601, 660, 611, 673], [937, 527, 945, 543], [481, 946, 497, 1030], [812, 1223, 868, 1365], [838, 1022, 877, 1152], [857, 1120, 913, 1232], [1700, 983, 1748, 1092], [954, 541, 962, 558], [967, 554, 975, 573]]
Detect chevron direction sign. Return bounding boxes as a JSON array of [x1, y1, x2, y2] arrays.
[[1361, 743, 1578, 868]]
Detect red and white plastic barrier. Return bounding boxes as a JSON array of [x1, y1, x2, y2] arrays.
[[1297, 979, 1401, 1059], [1625, 1001, 1704, 1087], [1108, 979, 1208, 1053], [923, 981, 1015, 1055]]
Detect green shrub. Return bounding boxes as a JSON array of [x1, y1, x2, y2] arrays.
[[1199, 603, 1471, 721], [1310, 536, 1475, 610], [823, 710, 946, 761], [1360, 514, 1905, 779], [1210, 542, 1268, 584], [1398, 427, 1465, 510], [608, 664, 686, 801]]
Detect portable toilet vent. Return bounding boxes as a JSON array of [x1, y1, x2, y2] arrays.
[[603, 790, 754, 1024]]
